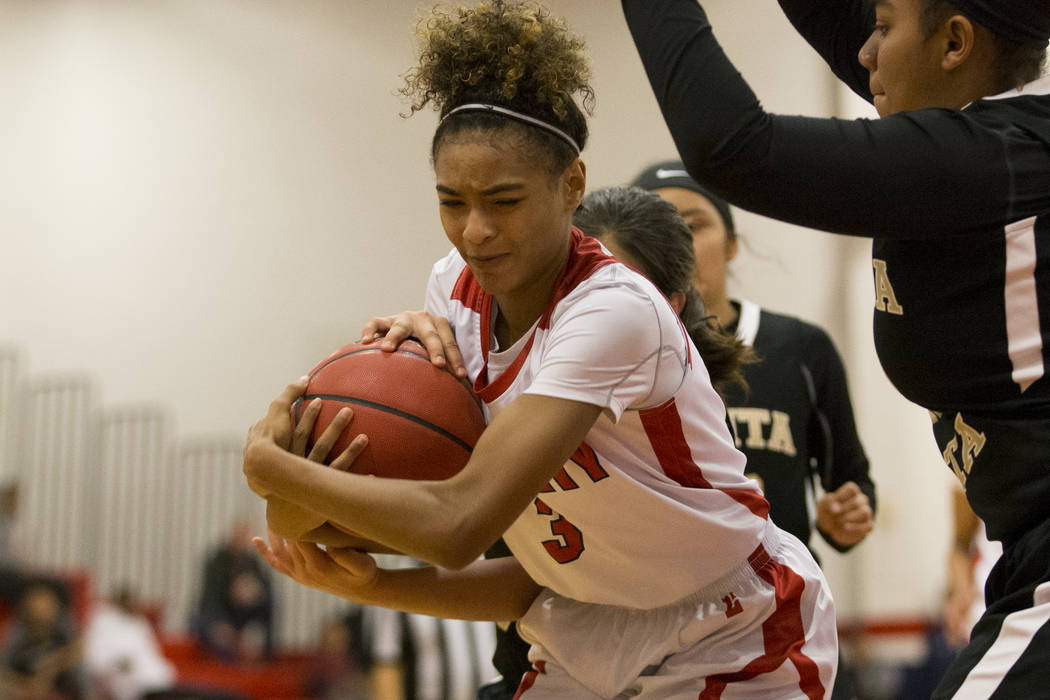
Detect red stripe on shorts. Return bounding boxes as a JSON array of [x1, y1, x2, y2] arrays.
[[698, 545, 825, 700], [640, 398, 769, 519]]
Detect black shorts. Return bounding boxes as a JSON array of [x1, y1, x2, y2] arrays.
[[934, 516, 1050, 698]]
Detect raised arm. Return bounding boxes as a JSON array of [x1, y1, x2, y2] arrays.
[[620, 0, 1015, 239], [777, 0, 874, 100]]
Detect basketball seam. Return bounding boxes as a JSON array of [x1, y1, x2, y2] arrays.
[[302, 393, 475, 454], [309, 345, 443, 379]]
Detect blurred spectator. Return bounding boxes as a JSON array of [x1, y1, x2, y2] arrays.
[[0, 481, 27, 606], [303, 616, 368, 700], [84, 586, 175, 700], [190, 519, 273, 664], [899, 487, 1002, 698], [0, 579, 85, 699], [943, 488, 1001, 650]]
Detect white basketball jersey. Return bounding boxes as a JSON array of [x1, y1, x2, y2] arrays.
[[425, 231, 770, 609]]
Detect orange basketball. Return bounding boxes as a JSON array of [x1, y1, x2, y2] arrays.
[[267, 339, 486, 541]]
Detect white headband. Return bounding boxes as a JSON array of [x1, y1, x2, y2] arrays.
[[441, 103, 581, 155]]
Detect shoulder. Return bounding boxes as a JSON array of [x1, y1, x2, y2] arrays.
[[557, 264, 679, 334]]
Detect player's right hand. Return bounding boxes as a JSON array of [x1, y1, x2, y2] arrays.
[[360, 310, 466, 378]]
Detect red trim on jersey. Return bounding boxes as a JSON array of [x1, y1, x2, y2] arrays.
[[512, 660, 546, 699], [640, 398, 770, 519], [470, 229, 619, 403], [698, 545, 825, 700], [450, 265, 487, 313]]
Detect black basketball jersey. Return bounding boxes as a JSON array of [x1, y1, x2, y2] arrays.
[[623, 0, 1050, 543], [723, 301, 874, 556]]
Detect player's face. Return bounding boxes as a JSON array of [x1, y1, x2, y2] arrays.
[[650, 187, 737, 309], [434, 135, 585, 304], [859, 0, 950, 116]]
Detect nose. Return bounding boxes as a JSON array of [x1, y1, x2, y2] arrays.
[[858, 31, 878, 72], [463, 207, 495, 245]]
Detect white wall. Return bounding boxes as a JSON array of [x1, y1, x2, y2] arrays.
[[0, 0, 951, 630]]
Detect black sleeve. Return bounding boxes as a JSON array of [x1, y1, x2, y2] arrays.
[[777, 0, 874, 101], [802, 326, 877, 552], [620, 0, 1013, 239]]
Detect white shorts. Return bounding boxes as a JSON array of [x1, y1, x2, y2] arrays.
[[514, 522, 837, 699]]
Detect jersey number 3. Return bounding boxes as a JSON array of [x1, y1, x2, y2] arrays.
[[531, 443, 609, 564]]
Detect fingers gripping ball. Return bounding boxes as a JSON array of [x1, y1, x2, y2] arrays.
[[267, 339, 486, 540]]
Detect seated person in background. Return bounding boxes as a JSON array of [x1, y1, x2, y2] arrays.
[[85, 585, 176, 700], [0, 579, 85, 700], [191, 518, 274, 664], [0, 481, 27, 608]]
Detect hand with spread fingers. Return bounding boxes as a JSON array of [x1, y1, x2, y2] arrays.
[[251, 382, 371, 544], [361, 310, 466, 378]]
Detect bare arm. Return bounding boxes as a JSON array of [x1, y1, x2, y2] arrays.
[[244, 381, 603, 569], [254, 534, 542, 621]]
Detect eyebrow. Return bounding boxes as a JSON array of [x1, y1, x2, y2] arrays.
[[679, 208, 714, 219], [436, 183, 526, 196]]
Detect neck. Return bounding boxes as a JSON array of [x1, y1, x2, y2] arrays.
[[493, 238, 571, 348], [706, 295, 737, 327]]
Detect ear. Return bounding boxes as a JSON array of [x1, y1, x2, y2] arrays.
[[668, 291, 687, 315], [939, 14, 976, 71], [725, 234, 740, 264], [562, 158, 587, 211]]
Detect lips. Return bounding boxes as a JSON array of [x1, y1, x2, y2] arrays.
[[469, 253, 509, 265]]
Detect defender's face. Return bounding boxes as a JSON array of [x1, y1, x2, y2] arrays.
[[650, 186, 737, 308], [858, 0, 948, 116], [434, 135, 581, 304]]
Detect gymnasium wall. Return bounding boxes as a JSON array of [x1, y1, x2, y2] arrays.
[[0, 0, 951, 652]]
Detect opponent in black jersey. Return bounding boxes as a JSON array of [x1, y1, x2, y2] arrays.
[[623, 0, 1050, 696], [634, 162, 876, 700]]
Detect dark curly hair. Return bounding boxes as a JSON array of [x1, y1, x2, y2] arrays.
[[573, 187, 755, 395], [401, 0, 595, 174]]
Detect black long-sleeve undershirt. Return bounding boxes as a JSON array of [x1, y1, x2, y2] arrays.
[[621, 0, 1030, 240]]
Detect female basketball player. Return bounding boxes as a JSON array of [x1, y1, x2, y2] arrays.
[[622, 0, 1050, 696], [474, 185, 755, 698], [243, 2, 837, 697]]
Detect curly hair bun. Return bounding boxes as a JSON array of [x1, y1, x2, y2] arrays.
[[401, 0, 594, 124]]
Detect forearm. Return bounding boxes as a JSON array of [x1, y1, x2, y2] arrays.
[[777, 0, 873, 99], [352, 557, 542, 622], [246, 440, 485, 567]]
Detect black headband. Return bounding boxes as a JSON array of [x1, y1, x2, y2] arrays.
[[440, 103, 581, 155], [631, 160, 735, 234]]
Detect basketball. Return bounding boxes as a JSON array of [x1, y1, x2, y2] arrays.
[[267, 339, 486, 540]]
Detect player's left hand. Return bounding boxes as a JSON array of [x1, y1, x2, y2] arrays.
[[253, 529, 379, 598], [244, 378, 311, 498], [246, 377, 309, 454], [816, 481, 874, 547]]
